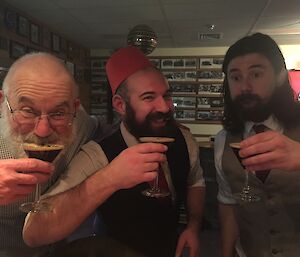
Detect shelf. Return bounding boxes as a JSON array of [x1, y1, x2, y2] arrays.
[[172, 93, 223, 97], [174, 106, 196, 110], [176, 120, 222, 124], [197, 79, 224, 83], [197, 107, 223, 111], [89, 55, 225, 125], [169, 80, 199, 84]]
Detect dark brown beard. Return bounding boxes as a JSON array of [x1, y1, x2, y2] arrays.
[[124, 102, 177, 138], [232, 93, 273, 122]]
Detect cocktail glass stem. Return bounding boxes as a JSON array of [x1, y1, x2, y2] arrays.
[[34, 184, 41, 202]]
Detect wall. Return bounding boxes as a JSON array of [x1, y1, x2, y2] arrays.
[[91, 44, 300, 140], [0, 2, 90, 110]]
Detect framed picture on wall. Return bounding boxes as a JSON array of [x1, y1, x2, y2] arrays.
[[27, 47, 39, 54], [17, 15, 29, 37], [4, 9, 17, 31], [42, 28, 51, 49], [60, 37, 68, 54], [0, 37, 9, 51], [10, 41, 26, 59], [52, 33, 60, 52], [66, 61, 75, 75], [30, 23, 40, 44]]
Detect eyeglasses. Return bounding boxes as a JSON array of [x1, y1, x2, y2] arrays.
[[5, 98, 76, 127]]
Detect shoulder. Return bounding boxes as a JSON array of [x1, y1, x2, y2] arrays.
[[178, 127, 200, 162], [81, 141, 108, 164], [215, 129, 227, 145]]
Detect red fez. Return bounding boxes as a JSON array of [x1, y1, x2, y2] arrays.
[[106, 46, 154, 94]]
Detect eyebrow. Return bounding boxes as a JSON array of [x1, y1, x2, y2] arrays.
[[18, 96, 70, 109], [139, 89, 172, 97], [228, 64, 266, 74]]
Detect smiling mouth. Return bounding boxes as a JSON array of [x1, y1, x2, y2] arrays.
[[152, 118, 167, 126]]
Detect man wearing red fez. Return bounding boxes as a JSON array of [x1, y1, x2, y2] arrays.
[[23, 47, 205, 257]]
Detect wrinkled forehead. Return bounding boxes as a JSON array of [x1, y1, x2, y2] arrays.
[[6, 60, 76, 99]]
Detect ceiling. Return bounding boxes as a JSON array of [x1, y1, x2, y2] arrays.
[[6, 0, 300, 50]]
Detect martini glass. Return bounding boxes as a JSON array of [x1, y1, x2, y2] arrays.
[[139, 137, 174, 198], [19, 143, 64, 213], [230, 142, 260, 202]]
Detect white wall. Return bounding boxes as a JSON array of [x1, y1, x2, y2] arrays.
[[91, 44, 300, 141]]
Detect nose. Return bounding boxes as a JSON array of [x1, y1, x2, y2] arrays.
[[33, 116, 54, 138], [240, 77, 252, 93], [155, 97, 171, 113]]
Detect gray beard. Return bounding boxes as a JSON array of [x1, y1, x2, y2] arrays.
[[0, 111, 76, 160], [0, 115, 26, 158]]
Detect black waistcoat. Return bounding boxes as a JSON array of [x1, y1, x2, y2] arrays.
[[95, 127, 190, 257]]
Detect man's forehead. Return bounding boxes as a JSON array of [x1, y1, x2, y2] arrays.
[[228, 53, 272, 71]]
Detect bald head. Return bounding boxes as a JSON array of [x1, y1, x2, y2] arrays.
[[3, 52, 78, 99]]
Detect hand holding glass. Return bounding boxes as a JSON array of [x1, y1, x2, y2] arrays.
[[139, 137, 174, 198], [19, 143, 64, 213], [230, 143, 260, 202]]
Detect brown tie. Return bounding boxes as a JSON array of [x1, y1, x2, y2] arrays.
[[252, 124, 270, 183]]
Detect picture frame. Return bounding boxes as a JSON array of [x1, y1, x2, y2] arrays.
[[173, 59, 185, 69], [10, 41, 26, 59], [52, 33, 60, 52], [173, 96, 196, 108], [197, 110, 223, 121], [66, 61, 75, 75], [30, 23, 40, 45], [199, 58, 213, 68], [174, 110, 195, 121], [0, 36, 9, 51], [91, 59, 107, 69], [17, 15, 29, 37], [42, 28, 51, 49], [185, 58, 197, 68], [161, 59, 174, 69], [4, 9, 17, 31], [67, 42, 74, 59], [60, 37, 68, 54], [170, 83, 196, 94], [27, 47, 39, 54], [149, 59, 160, 69]]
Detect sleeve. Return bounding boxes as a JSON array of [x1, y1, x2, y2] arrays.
[[214, 130, 236, 204], [181, 129, 205, 188], [41, 141, 109, 199]]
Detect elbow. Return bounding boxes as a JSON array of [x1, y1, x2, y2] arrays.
[[23, 226, 44, 247], [22, 216, 50, 247]]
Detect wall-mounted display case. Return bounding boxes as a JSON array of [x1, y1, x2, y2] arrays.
[[89, 56, 224, 124], [151, 56, 224, 124]]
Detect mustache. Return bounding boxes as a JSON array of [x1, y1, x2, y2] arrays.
[[234, 93, 261, 104], [146, 111, 173, 121], [21, 132, 60, 145]]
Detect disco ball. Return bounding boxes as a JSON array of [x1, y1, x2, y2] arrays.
[[127, 24, 158, 55]]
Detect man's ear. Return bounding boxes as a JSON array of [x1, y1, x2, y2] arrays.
[[74, 98, 80, 110], [0, 91, 4, 116], [112, 94, 126, 115], [276, 68, 288, 87], [0, 90, 4, 103]]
